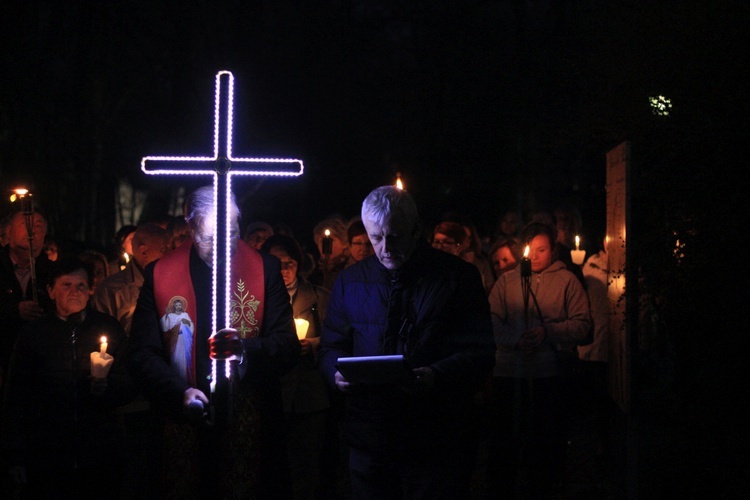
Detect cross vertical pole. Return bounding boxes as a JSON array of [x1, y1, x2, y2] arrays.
[[141, 70, 303, 429]]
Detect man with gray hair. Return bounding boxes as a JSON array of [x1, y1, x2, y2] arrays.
[[130, 185, 299, 498], [319, 185, 495, 498]]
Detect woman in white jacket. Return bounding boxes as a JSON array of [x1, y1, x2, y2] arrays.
[[486, 221, 591, 498]]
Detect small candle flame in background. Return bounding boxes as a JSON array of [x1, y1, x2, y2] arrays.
[[570, 236, 586, 265], [100, 336, 108, 355], [9, 188, 29, 202], [523, 245, 530, 258], [395, 172, 404, 190], [322, 229, 333, 255]]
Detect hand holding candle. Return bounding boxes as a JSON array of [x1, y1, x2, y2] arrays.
[[90, 335, 114, 379], [571, 235, 586, 265]]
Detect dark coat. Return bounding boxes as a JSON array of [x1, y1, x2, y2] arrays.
[[1, 308, 131, 475], [281, 278, 330, 414], [318, 242, 495, 453], [128, 242, 299, 498], [0, 246, 53, 381]]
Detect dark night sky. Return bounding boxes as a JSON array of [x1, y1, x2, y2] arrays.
[[0, 1, 747, 254]]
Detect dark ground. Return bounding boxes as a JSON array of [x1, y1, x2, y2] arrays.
[[467, 388, 749, 499]]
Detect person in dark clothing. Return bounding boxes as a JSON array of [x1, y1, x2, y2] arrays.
[[0, 210, 54, 389], [261, 234, 334, 500], [129, 185, 299, 499], [1, 255, 132, 499], [318, 186, 495, 499]]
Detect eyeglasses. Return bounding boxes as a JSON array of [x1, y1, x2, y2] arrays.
[[432, 239, 459, 249]]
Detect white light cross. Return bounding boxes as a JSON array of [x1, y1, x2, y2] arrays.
[[141, 70, 303, 395]]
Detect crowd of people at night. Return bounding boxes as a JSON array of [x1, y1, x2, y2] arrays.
[[0, 185, 613, 499]]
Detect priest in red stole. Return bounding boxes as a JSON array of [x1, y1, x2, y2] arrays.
[[130, 185, 300, 499]]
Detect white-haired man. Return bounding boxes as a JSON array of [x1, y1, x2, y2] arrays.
[[319, 185, 495, 499], [130, 185, 299, 498]]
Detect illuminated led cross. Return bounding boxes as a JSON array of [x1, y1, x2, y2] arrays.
[[141, 70, 303, 400]]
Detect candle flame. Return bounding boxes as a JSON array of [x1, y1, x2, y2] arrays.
[[9, 188, 30, 203], [123, 252, 130, 263], [100, 336, 107, 344], [395, 173, 404, 190], [575, 235, 580, 250], [523, 245, 529, 258], [324, 229, 330, 237]]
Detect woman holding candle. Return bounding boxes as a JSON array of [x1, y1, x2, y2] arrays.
[[486, 221, 591, 498], [1, 255, 132, 498], [260, 234, 333, 500], [309, 217, 349, 292]]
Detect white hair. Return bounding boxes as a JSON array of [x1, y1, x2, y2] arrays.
[[361, 186, 419, 228], [184, 185, 240, 230]]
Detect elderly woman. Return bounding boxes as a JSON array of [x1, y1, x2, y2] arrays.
[[486, 221, 591, 498], [260, 234, 331, 500], [345, 218, 374, 267], [431, 220, 466, 257], [1, 256, 132, 497]]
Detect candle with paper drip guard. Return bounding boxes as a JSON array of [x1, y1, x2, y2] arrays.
[[322, 229, 333, 255], [520, 245, 531, 277], [571, 235, 586, 265], [294, 318, 310, 341], [90, 335, 114, 378]]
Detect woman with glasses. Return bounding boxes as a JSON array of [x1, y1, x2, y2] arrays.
[[431, 221, 465, 256], [345, 218, 374, 267], [260, 234, 332, 500]]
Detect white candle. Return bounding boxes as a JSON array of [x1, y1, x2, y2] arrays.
[[571, 236, 586, 265], [100, 335, 108, 355], [294, 318, 310, 341]]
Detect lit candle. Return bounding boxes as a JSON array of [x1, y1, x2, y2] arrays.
[[322, 229, 333, 255], [520, 245, 531, 277], [294, 318, 310, 341], [571, 235, 586, 265], [395, 173, 404, 190], [100, 335, 108, 355]]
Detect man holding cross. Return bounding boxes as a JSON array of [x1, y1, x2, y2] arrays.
[[129, 185, 300, 498]]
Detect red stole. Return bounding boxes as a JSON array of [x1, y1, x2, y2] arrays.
[[153, 239, 265, 386]]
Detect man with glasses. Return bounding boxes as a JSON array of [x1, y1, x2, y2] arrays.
[[129, 185, 299, 498], [319, 186, 495, 499]]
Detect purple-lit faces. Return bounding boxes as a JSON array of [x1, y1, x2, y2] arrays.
[[348, 234, 373, 263], [363, 213, 419, 271]]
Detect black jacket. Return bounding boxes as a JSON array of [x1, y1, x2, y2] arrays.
[[1, 308, 131, 472], [0, 246, 53, 380], [319, 242, 495, 453]]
